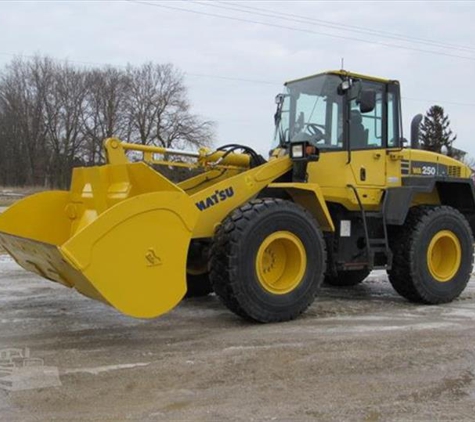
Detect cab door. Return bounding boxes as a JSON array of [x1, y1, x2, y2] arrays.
[[349, 82, 386, 186]]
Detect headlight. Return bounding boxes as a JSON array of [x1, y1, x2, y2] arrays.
[[291, 144, 304, 159]]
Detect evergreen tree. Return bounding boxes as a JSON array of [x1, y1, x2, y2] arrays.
[[420, 105, 457, 156]]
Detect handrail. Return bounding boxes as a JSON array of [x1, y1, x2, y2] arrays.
[[103, 138, 250, 169]]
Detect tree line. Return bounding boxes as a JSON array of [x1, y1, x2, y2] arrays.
[[0, 56, 214, 188], [0, 56, 470, 190]]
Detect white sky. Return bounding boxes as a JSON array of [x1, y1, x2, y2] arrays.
[[1, 0, 474, 157]]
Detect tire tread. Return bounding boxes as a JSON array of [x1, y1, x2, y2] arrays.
[[209, 198, 326, 322], [388, 205, 473, 304]]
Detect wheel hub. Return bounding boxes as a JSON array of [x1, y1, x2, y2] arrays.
[[427, 230, 462, 282], [256, 231, 307, 295]]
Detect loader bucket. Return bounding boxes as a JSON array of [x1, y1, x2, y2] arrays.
[[0, 163, 199, 318]]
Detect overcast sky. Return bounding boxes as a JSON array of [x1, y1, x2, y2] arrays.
[[1, 0, 474, 157]]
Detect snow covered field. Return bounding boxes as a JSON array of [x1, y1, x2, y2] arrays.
[[0, 255, 475, 421]]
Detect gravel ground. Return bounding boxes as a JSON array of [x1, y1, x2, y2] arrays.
[[1, 256, 475, 421]]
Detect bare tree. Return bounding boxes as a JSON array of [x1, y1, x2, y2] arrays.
[[0, 56, 214, 188], [126, 63, 214, 149], [81, 67, 131, 165], [42, 62, 89, 187], [0, 96, 25, 185], [0, 56, 51, 185]]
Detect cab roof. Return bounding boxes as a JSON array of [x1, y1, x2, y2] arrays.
[[285, 70, 397, 86]]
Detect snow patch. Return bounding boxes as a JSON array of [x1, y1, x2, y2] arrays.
[[63, 362, 150, 375], [0, 255, 13, 263]]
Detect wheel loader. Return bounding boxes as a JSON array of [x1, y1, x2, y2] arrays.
[[0, 70, 474, 323]]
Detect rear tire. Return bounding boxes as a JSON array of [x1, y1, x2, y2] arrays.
[[388, 206, 473, 304], [209, 198, 326, 323], [325, 269, 370, 287]]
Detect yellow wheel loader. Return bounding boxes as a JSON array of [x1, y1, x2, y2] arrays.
[[1, 70, 474, 323]]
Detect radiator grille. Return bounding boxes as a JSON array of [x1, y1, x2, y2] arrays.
[[448, 165, 461, 178]]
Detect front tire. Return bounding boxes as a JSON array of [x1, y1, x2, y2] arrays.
[[388, 206, 473, 304], [209, 198, 326, 323]]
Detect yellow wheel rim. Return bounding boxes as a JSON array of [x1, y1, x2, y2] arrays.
[[427, 230, 462, 282], [255, 231, 307, 295]]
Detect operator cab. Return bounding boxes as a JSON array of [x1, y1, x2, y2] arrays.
[[272, 71, 401, 158]]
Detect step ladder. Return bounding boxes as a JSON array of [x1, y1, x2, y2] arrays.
[[347, 185, 393, 270]]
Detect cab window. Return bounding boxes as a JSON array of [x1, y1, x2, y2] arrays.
[[349, 82, 384, 149], [387, 91, 399, 148], [274, 75, 344, 151]]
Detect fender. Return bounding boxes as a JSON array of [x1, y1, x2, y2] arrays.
[[267, 183, 335, 232], [385, 177, 475, 229]]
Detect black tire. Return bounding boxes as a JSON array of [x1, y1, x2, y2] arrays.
[[388, 206, 474, 304], [185, 273, 213, 298], [325, 269, 370, 287], [209, 198, 326, 323]]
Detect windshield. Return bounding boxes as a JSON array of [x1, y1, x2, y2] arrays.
[[272, 74, 343, 151]]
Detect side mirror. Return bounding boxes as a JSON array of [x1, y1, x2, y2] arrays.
[[358, 89, 376, 113]]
